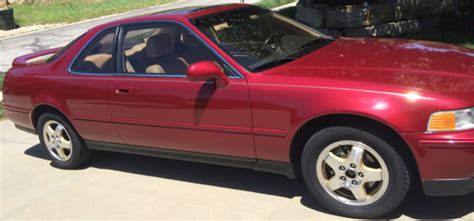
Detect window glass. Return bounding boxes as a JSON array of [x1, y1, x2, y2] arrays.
[[71, 28, 116, 73], [48, 33, 85, 63], [194, 7, 333, 72], [122, 23, 233, 76]]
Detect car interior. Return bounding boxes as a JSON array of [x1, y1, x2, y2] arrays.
[[73, 26, 220, 75], [194, 9, 320, 70], [72, 30, 116, 73]]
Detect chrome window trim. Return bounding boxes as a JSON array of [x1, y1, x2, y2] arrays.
[[68, 20, 244, 79], [68, 26, 119, 76]]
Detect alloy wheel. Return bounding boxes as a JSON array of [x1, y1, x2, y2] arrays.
[[316, 140, 389, 206], [42, 120, 73, 161]]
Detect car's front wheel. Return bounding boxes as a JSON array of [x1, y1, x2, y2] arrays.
[[301, 127, 410, 218], [38, 113, 90, 169]]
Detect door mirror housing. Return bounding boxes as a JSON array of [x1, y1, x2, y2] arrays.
[[186, 61, 229, 88]]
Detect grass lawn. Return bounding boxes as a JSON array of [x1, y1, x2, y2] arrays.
[[258, 0, 295, 9], [11, 0, 174, 27], [465, 43, 474, 49], [0, 73, 4, 90]]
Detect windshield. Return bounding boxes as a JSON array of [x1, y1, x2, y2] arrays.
[[193, 6, 333, 72]]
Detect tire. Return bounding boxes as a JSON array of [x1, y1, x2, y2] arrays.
[[37, 113, 90, 169], [301, 126, 410, 218]]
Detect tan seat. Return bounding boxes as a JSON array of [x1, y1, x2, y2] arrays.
[[75, 54, 113, 73], [142, 34, 189, 74], [125, 59, 136, 73], [84, 54, 112, 70], [125, 43, 146, 57], [73, 31, 115, 73], [125, 27, 177, 57]]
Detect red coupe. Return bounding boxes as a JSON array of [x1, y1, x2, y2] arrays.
[[3, 4, 473, 218]]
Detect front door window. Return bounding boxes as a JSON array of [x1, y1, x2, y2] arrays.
[[121, 23, 232, 76]]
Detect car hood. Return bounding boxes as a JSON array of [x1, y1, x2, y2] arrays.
[[275, 37, 474, 101]]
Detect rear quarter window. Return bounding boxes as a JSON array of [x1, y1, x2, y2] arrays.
[[70, 28, 117, 74], [47, 33, 86, 63]]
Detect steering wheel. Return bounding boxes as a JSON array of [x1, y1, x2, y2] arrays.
[[263, 33, 284, 51]]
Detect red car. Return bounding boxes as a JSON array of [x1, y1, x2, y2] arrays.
[[3, 4, 473, 218]]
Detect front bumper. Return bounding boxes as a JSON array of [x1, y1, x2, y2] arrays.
[[402, 130, 474, 196]]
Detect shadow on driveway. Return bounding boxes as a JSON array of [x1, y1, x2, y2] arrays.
[[25, 144, 473, 219]]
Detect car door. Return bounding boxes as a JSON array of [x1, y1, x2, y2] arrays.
[[67, 27, 121, 144], [107, 22, 255, 159]]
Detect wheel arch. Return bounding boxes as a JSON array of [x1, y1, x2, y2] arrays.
[[31, 104, 74, 131], [289, 113, 420, 183]]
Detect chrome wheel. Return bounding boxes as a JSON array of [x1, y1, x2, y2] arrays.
[[316, 140, 389, 206], [42, 120, 73, 161]]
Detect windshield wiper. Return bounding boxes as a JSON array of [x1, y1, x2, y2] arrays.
[[297, 38, 332, 51], [250, 56, 296, 72], [284, 37, 333, 59]]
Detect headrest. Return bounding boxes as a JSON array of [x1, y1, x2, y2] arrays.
[[145, 34, 174, 58]]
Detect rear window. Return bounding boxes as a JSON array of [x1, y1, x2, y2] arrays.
[[70, 28, 116, 74], [47, 33, 85, 63]]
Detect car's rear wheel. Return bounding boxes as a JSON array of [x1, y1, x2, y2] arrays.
[[301, 127, 410, 218], [38, 113, 90, 169]]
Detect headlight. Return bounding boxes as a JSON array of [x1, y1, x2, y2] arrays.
[[428, 108, 474, 132]]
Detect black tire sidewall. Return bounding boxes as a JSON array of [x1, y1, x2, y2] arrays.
[[37, 113, 88, 169], [301, 127, 409, 218]]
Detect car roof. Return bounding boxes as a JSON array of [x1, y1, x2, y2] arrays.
[[90, 4, 253, 33], [155, 3, 251, 19]]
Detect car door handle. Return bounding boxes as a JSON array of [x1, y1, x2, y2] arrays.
[[115, 88, 130, 94]]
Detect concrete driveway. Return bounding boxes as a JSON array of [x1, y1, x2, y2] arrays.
[[1, 120, 473, 220]]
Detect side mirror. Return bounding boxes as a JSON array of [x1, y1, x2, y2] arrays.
[[186, 61, 229, 88]]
